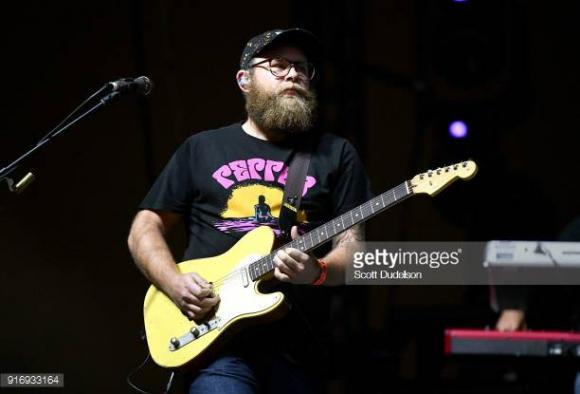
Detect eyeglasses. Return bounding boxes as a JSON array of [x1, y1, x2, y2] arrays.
[[250, 57, 316, 80]]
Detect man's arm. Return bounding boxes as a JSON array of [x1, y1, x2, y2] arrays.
[[128, 209, 219, 320], [274, 224, 365, 285], [496, 309, 526, 331], [325, 223, 365, 284], [128, 209, 181, 289]]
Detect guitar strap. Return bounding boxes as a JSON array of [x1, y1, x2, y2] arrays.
[[278, 139, 312, 242], [276, 138, 329, 364]]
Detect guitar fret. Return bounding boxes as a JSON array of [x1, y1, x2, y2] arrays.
[[344, 213, 353, 227], [393, 186, 400, 201], [249, 182, 414, 283], [307, 235, 314, 249], [246, 174, 468, 283], [318, 227, 327, 242], [322, 223, 330, 240], [296, 238, 305, 251], [267, 256, 273, 271], [330, 220, 338, 236], [311, 228, 318, 244], [385, 195, 391, 206]]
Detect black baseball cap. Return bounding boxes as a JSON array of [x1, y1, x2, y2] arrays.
[[239, 28, 320, 70]]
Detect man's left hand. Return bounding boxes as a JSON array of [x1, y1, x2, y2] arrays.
[[273, 226, 321, 284]]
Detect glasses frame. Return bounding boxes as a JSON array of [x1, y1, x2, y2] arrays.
[[249, 57, 316, 80]]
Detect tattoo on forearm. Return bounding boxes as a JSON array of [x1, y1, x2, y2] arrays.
[[333, 224, 365, 248]]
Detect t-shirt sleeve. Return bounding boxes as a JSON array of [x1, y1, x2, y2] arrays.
[[139, 139, 195, 214], [331, 141, 373, 216]]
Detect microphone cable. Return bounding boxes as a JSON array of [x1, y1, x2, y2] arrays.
[[126, 351, 175, 394]]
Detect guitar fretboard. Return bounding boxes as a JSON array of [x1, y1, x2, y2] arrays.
[[248, 181, 412, 281]]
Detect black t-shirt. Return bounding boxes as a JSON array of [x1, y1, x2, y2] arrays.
[[139, 123, 373, 366], [140, 123, 372, 259]]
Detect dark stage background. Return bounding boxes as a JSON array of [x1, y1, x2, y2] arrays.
[[1, 1, 579, 393]]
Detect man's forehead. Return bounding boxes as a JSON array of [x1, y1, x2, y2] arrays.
[[255, 45, 307, 61]]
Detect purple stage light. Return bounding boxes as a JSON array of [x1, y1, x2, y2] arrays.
[[449, 121, 468, 139]]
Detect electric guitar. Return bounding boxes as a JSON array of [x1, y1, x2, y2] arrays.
[[143, 160, 478, 368]]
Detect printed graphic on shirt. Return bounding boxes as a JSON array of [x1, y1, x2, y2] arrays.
[[212, 158, 316, 196], [213, 183, 309, 236], [212, 158, 314, 236]]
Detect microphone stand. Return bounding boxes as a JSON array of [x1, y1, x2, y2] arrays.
[[0, 87, 121, 194]]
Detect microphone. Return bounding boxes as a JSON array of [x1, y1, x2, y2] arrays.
[[107, 76, 153, 95]]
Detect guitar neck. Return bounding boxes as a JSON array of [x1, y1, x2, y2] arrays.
[[248, 181, 413, 281]]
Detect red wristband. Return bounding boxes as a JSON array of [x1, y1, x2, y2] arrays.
[[312, 259, 328, 286]]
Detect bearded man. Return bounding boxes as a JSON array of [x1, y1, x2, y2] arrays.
[[128, 28, 372, 393]]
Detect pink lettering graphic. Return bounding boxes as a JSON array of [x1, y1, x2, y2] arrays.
[[264, 160, 284, 181], [229, 160, 250, 182], [213, 158, 318, 193], [247, 158, 265, 180], [212, 165, 235, 189], [302, 176, 317, 196], [277, 165, 289, 185]]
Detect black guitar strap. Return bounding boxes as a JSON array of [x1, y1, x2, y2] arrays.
[[276, 139, 331, 367], [278, 141, 312, 242]]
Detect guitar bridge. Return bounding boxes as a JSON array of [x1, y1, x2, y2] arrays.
[[169, 317, 221, 351]]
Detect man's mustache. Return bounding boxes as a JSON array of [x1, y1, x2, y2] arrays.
[[277, 85, 311, 99]]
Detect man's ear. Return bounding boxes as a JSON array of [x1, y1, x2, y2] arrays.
[[236, 70, 251, 93]]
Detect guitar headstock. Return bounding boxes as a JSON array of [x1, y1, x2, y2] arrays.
[[409, 160, 478, 196]]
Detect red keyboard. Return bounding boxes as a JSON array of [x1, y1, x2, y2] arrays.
[[444, 328, 580, 357]]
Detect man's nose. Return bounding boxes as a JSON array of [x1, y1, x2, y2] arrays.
[[284, 65, 301, 81]]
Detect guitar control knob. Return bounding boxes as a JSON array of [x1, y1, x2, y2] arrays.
[[191, 327, 200, 338], [170, 337, 180, 349]]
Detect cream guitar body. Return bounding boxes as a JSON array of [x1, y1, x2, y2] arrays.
[[143, 160, 478, 369], [144, 226, 285, 368]]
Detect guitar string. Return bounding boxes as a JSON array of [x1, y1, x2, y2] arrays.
[[208, 183, 411, 287], [193, 167, 472, 287]]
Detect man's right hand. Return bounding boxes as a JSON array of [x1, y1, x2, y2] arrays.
[[165, 272, 220, 321]]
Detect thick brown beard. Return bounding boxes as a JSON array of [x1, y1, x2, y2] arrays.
[[245, 80, 317, 133]]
